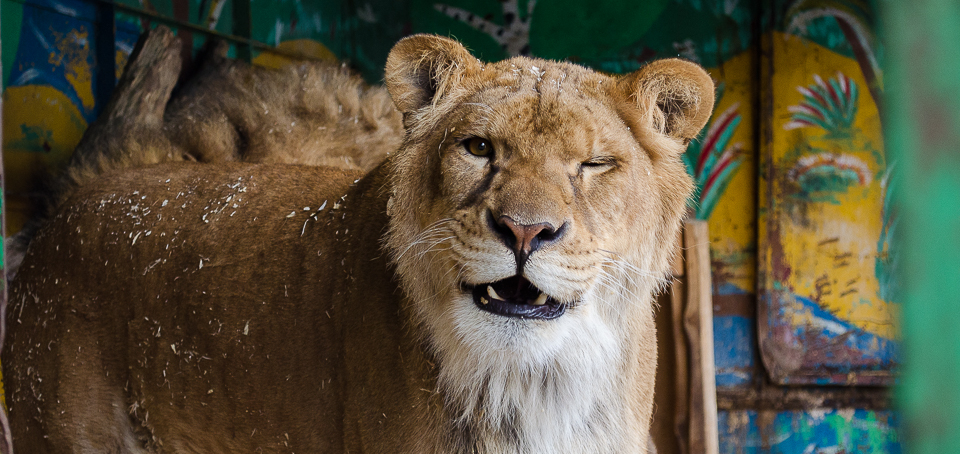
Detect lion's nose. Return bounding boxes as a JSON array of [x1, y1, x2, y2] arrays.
[[490, 213, 567, 271]]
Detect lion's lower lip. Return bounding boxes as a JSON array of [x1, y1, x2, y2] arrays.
[[468, 276, 565, 320]]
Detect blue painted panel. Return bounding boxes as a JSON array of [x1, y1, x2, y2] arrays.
[[719, 410, 760, 454], [713, 282, 758, 388], [765, 292, 900, 385], [8, 0, 102, 123], [714, 314, 756, 387], [719, 409, 901, 454]]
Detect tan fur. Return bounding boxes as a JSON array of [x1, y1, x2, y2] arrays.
[[6, 40, 403, 281], [3, 35, 713, 453], [55, 41, 401, 212], [164, 42, 402, 170]]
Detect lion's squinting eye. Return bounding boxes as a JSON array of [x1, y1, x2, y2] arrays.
[[580, 156, 618, 173], [464, 137, 494, 158]]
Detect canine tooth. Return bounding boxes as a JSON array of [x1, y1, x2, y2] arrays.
[[533, 294, 548, 306], [480, 297, 489, 305], [487, 286, 502, 301]]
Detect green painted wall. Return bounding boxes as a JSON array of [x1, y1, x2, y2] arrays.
[[885, 0, 960, 452]]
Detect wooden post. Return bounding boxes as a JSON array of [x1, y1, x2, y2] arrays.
[[682, 220, 719, 454], [670, 228, 690, 454], [651, 228, 687, 454], [670, 278, 690, 453]]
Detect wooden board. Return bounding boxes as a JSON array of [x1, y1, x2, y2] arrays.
[[757, 2, 899, 385], [683, 221, 719, 454]]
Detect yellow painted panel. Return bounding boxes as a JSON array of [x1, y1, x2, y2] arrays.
[[768, 32, 895, 340], [48, 27, 95, 112], [2, 85, 87, 234], [706, 48, 757, 295]]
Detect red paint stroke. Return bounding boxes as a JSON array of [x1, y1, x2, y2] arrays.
[[800, 86, 829, 108], [824, 79, 843, 110], [701, 149, 737, 197], [696, 109, 738, 177], [794, 104, 827, 121]]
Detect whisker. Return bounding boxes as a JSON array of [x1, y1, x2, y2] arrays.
[[595, 272, 641, 307], [599, 257, 663, 281], [414, 237, 456, 259], [395, 219, 456, 261]]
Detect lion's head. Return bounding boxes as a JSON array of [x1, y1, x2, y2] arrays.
[[381, 35, 714, 450]]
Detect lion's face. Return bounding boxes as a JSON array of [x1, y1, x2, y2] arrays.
[[382, 35, 712, 447], [385, 37, 710, 342], [428, 65, 664, 342]]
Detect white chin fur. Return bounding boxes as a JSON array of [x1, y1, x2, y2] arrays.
[[388, 216, 647, 451], [427, 289, 629, 452]]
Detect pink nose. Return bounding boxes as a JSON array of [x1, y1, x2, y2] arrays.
[[492, 214, 565, 272], [499, 217, 554, 256]]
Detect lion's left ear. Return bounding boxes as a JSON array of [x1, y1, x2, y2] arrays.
[[385, 34, 482, 114], [616, 59, 715, 142]]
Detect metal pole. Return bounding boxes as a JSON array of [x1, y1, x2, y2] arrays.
[[95, 0, 325, 63], [232, 0, 251, 62], [94, 0, 117, 118]]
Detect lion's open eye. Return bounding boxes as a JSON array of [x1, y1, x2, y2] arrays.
[[464, 137, 494, 157]]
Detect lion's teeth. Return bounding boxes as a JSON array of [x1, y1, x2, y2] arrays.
[[533, 294, 548, 306], [480, 297, 489, 305], [487, 286, 503, 301]]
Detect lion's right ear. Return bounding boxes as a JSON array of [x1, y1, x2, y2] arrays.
[[385, 34, 481, 114]]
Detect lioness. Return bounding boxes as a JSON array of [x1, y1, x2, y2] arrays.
[[3, 35, 713, 453]]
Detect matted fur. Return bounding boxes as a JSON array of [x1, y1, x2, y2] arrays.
[[3, 35, 713, 453]]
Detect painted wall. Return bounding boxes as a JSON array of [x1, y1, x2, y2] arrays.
[[0, 0, 899, 451]]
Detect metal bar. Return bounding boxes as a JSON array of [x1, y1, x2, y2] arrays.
[[885, 0, 960, 453], [94, 0, 117, 118], [97, 0, 328, 63], [171, 0, 193, 71], [232, 0, 251, 62]]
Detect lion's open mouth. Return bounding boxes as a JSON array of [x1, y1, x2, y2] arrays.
[[467, 275, 566, 320]]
